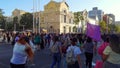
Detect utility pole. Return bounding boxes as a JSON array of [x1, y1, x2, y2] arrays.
[[35, 0, 38, 33], [33, 0, 35, 33], [38, 0, 40, 33]]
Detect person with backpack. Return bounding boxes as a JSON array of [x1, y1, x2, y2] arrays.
[[50, 36, 62, 68], [66, 38, 82, 68]]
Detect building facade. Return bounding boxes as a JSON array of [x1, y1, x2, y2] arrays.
[[88, 7, 104, 22], [40, 0, 75, 33], [107, 14, 115, 23], [12, 9, 27, 23], [103, 14, 113, 24]]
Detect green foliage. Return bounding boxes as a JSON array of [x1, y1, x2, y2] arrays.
[[0, 9, 4, 17], [6, 22, 14, 31], [99, 21, 107, 33], [20, 13, 33, 29], [13, 16, 18, 23], [0, 8, 5, 29], [74, 12, 83, 25], [115, 25, 120, 33]]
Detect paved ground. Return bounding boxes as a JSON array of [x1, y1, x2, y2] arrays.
[[0, 42, 101, 68]]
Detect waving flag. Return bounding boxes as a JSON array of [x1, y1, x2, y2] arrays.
[[86, 23, 101, 41]]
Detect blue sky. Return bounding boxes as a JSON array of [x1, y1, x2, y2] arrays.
[[0, 0, 120, 21]]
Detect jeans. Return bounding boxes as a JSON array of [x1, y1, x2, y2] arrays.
[[62, 55, 67, 68], [51, 53, 61, 68]]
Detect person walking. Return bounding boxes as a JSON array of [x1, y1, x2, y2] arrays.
[[102, 34, 120, 68], [10, 36, 34, 68], [83, 36, 96, 68], [66, 38, 82, 68], [34, 33, 41, 50], [50, 36, 62, 68]]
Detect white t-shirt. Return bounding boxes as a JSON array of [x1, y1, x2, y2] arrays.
[[103, 46, 120, 64], [67, 45, 82, 57], [10, 43, 27, 64]]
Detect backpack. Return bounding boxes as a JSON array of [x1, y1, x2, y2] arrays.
[[66, 47, 76, 64], [50, 42, 59, 53]]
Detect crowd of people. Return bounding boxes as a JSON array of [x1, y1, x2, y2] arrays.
[[1, 31, 120, 68]]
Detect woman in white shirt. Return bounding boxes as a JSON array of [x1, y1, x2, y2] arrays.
[[10, 36, 34, 68], [103, 34, 120, 68]]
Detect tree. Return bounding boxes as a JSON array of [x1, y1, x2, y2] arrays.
[[109, 24, 116, 33], [20, 13, 33, 30], [74, 12, 84, 33], [0, 9, 4, 17], [109, 24, 120, 33], [0, 8, 6, 29], [74, 12, 83, 25], [13, 16, 18, 31], [99, 21, 107, 33], [114, 25, 120, 33], [6, 22, 14, 31]]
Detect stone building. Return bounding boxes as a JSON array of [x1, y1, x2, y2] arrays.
[[12, 9, 26, 23], [39, 0, 75, 33]]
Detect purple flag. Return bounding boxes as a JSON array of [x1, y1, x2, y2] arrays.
[[86, 23, 101, 41]]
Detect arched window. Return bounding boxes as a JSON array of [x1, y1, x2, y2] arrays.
[[73, 26, 77, 32], [64, 10, 66, 13]]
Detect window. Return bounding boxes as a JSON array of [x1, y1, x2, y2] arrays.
[[64, 10, 66, 13], [64, 15, 66, 23], [69, 27, 71, 32], [63, 26, 66, 33], [69, 19, 71, 23]]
